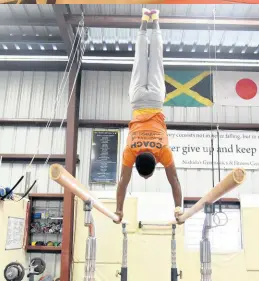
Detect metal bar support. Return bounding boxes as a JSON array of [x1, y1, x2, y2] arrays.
[[84, 200, 96, 281], [200, 203, 215, 281], [171, 225, 182, 281], [120, 223, 128, 281]]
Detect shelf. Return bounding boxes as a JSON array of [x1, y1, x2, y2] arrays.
[[26, 193, 64, 254], [0, 154, 80, 164], [31, 232, 62, 235], [29, 193, 64, 200], [32, 217, 63, 220], [26, 245, 62, 253]]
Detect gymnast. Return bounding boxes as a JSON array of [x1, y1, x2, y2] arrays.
[[115, 9, 183, 224]]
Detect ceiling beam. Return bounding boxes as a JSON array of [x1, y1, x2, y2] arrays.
[[0, 118, 259, 131], [0, 35, 63, 45], [52, 5, 74, 53], [2, 14, 259, 31], [65, 14, 259, 31]]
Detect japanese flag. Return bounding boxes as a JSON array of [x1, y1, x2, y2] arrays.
[[214, 71, 259, 106]]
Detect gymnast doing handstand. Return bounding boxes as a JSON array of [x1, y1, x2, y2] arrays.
[[115, 9, 183, 225]]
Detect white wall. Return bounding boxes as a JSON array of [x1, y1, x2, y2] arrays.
[[0, 71, 68, 119], [0, 71, 67, 279], [0, 126, 66, 194], [80, 70, 259, 124], [1, 69, 258, 280], [77, 128, 259, 198]]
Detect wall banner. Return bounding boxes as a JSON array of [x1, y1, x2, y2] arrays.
[[123, 129, 259, 170], [167, 130, 259, 170]]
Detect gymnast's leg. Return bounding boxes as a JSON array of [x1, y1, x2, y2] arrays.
[[147, 10, 166, 107], [129, 8, 150, 110]]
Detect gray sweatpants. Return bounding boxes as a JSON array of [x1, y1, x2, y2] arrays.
[[129, 30, 165, 111]]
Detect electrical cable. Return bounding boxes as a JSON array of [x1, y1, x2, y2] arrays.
[[210, 5, 228, 227]]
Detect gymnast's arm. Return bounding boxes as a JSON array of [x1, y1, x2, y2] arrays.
[[116, 164, 133, 218], [165, 163, 182, 208]]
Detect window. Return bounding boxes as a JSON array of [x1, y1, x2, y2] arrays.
[[184, 200, 242, 253]]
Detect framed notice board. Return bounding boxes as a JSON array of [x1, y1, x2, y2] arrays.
[[89, 129, 119, 184], [5, 217, 25, 250]]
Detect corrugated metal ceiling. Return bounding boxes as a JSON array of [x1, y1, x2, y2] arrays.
[[87, 28, 259, 47], [1, 4, 259, 56], [0, 4, 55, 20]]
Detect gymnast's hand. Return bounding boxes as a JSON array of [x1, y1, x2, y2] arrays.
[[113, 210, 123, 224], [174, 206, 184, 225]]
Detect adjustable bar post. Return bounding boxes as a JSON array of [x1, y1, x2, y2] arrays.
[[200, 203, 215, 281], [84, 200, 96, 281], [171, 225, 182, 281], [120, 223, 128, 281]]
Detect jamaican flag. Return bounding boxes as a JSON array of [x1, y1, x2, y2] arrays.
[[164, 71, 213, 107]]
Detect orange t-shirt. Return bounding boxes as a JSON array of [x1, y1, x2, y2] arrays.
[[122, 112, 174, 168]]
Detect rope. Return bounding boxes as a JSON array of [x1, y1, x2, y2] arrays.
[[1, 13, 88, 198], [25, 18, 84, 172], [26, 15, 86, 171], [208, 25, 215, 189], [211, 6, 228, 226], [43, 25, 88, 167]]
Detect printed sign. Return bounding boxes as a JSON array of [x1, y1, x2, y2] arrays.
[[123, 129, 259, 170], [5, 217, 25, 250], [167, 130, 259, 170], [90, 130, 119, 184]]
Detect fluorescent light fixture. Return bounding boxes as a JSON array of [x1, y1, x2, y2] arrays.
[[0, 55, 68, 62], [241, 45, 248, 54], [103, 42, 107, 51], [2, 44, 8, 50], [128, 42, 132, 51], [1, 55, 259, 68], [229, 45, 235, 54], [90, 42, 94, 51], [82, 56, 259, 67], [27, 45, 32, 50]]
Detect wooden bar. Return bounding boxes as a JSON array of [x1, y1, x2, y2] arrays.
[[50, 164, 245, 225], [50, 164, 120, 222], [171, 168, 246, 224]]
